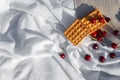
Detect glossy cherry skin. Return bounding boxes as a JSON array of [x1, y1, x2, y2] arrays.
[[99, 17, 105, 23], [109, 52, 116, 58], [102, 31, 107, 37], [96, 29, 103, 37], [85, 54, 91, 61], [91, 31, 97, 37], [111, 43, 117, 49], [92, 43, 98, 50], [91, 18, 96, 23], [105, 17, 111, 22], [99, 56, 106, 62], [97, 36, 102, 41], [60, 53, 65, 59], [113, 30, 119, 36]]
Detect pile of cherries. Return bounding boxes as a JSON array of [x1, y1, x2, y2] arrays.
[[90, 16, 111, 42], [84, 17, 120, 62], [91, 29, 118, 49], [91, 29, 107, 42], [91, 16, 111, 24], [60, 17, 119, 63], [85, 43, 116, 62], [91, 17, 106, 24]]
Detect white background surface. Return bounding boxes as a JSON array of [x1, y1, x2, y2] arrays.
[[0, 0, 120, 80]]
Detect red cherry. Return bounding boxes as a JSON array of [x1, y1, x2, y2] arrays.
[[60, 53, 65, 59], [97, 33, 103, 38], [96, 29, 103, 37], [91, 31, 97, 37], [109, 52, 116, 58], [102, 31, 107, 37], [85, 54, 91, 61], [97, 29, 102, 32], [105, 17, 111, 22], [111, 43, 117, 49], [97, 36, 102, 41], [99, 17, 105, 23], [92, 43, 98, 50], [99, 56, 106, 62], [113, 30, 119, 36], [96, 29, 102, 34], [91, 18, 96, 23]]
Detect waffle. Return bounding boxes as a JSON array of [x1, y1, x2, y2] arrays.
[[64, 19, 88, 45], [81, 9, 107, 34], [64, 9, 107, 46]]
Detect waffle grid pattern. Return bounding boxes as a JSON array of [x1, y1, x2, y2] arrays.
[[81, 9, 107, 34], [64, 9, 107, 45]]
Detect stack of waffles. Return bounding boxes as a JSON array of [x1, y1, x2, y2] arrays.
[[64, 9, 107, 45]]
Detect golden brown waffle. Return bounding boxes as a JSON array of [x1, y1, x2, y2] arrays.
[[81, 9, 107, 34], [64, 19, 88, 45], [64, 9, 107, 46]]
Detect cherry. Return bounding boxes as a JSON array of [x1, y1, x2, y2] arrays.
[[96, 29, 102, 37], [113, 30, 119, 36], [85, 54, 91, 61], [109, 52, 116, 58], [92, 43, 98, 50], [111, 43, 117, 49], [60, 53, 65, 59], [91, 31, 97, 37], [99, 56, 106, 62], [91, 18, 96, 23], [97, 36, 102, 41], [105, 17, 111, 22], [102, 31, 107, 37], [99, 17, 105, 23], [97, 29, 102, 33], [97, 29, 103, 35]]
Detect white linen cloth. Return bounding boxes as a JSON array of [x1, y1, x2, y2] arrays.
[[0, 0, 120, 80]]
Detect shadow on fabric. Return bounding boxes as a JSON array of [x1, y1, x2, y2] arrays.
[[75, 4, 95, 19], [115, 8, 120, 21]]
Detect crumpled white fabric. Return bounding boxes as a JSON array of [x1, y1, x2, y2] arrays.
[[0, 0, 120, 80]]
